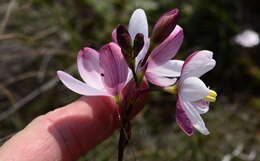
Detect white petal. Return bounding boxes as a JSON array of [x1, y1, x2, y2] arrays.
[[147, 60, 184, 77], [57, 71, 110, 96], [179, 96, 209, 135], [128, 8, 148, 40], [180, 77, 209, 102], [125, 68, 133, 85], [77, 48, 104, 90], [135, 38, 150, 70], [145, 71, 177, 87], [192, 100, 210, 114], [181, 50, 216, 79]]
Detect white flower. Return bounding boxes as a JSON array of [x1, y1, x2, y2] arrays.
[[234, 29, 259, 48], [175, 50, 216, 135]]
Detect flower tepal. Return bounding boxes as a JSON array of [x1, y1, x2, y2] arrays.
[[113, 8, 184, 87], [165, 50, 217, 135], [57, 42, 129, 98], [178, 50, 216, 135]]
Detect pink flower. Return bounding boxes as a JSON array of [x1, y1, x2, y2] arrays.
[[112, 9, 184, 87], [175, 50, 216, 135], [57, 43, 129, 97]]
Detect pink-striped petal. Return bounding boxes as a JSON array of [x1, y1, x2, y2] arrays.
[[148, 25, 183, 68], [57, 71, 110, 96], [128, 9, 149, 40], [176, 95, 193, 136], [145, 60, 183, 86], [111, 28, 118, 44], [192, 100, 210, 114], [99, 43, 129, 96], [147, 60, 183, 77], [181, 50, 216, 79], [145, 71, 177, 87], [77, 48, 104, 90], [180, 97, 209, 135], [125, 68, 133, 85]]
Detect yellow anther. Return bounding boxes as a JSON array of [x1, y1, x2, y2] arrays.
[[209, 90, 217, 97], [114, 95, 121, 104], [203, 95, 216, 102], [164, 85, 178, 95], [203, 90, 217, 102]]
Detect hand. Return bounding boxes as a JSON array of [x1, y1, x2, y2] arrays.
[[0, 96, 124, 161]]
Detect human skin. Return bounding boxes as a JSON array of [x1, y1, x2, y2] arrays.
[[0, 96, 143, 161]]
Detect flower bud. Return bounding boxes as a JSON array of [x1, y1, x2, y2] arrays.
[[151, 9, 179, 44], [116, 24, 132, 55], [133, 33, 144, 57]]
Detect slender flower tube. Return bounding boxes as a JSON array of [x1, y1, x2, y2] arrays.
[[57, 42, 129, 99], [166, 50, 217, 135], [112, 8, 184, 87]]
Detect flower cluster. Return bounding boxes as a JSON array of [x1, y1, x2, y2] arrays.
[[57, 8, 217, 136]]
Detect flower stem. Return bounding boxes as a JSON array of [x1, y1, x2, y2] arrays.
[[138, 86, 164, 93], [117, 83, 140, 161]]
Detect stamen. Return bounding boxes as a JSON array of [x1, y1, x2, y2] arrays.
[[114, 95, 121, 104], [209, 90, 217, 97], [164, 85, 178, 95], [203, 95, 216, 102]]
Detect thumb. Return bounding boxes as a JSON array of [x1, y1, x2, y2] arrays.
[[0, 96, 119, 161]]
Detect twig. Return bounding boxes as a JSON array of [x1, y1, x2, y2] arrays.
[[0, 33, 20, 40], [221, 143, 257, 161], [37, 54, 53, 83], [0, 49, 72, 62], [0, 84, 16, 106], [30, 26, 58, 41], [0, 0, 17, 34], [3, 71, 54, 86], [1, 83, 24, 129], [0, 64, 76, 122]]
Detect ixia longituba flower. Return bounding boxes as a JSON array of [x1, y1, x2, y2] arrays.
[[57, 43, 129, 98], [166, 50, 217, 135], [112, 8, 184, 87], [57, 8, 218, 137]]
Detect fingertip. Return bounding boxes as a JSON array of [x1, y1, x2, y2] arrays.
[[0, 96, 119, 161]]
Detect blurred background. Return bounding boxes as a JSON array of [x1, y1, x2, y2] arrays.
[[0, 0, 260, 160]]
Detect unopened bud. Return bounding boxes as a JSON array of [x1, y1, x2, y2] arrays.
[[151, 9, 179, 43], [116, 24, 132, 55], [133, 33, 144, 57]]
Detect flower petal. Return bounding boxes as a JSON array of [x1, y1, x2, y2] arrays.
[[111, 28, 118, 44], [126, 68, 133, 84], [192, 100, 210, 114], [146, 60, 184, 77], [145, 71, 177, 87], [180, 96, 210, 135], [57, 71, 110, 96], [180, 77, 209, 102], [151, 9, 179, 44], [128, 8, 148, 40], [135, 38, 150, 70], [181, 50, 216, 79], [148, 25, 183, 68], [99, 43, 129, 96], [77, 48, 104, 90], [176, 95, 193, 136]]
